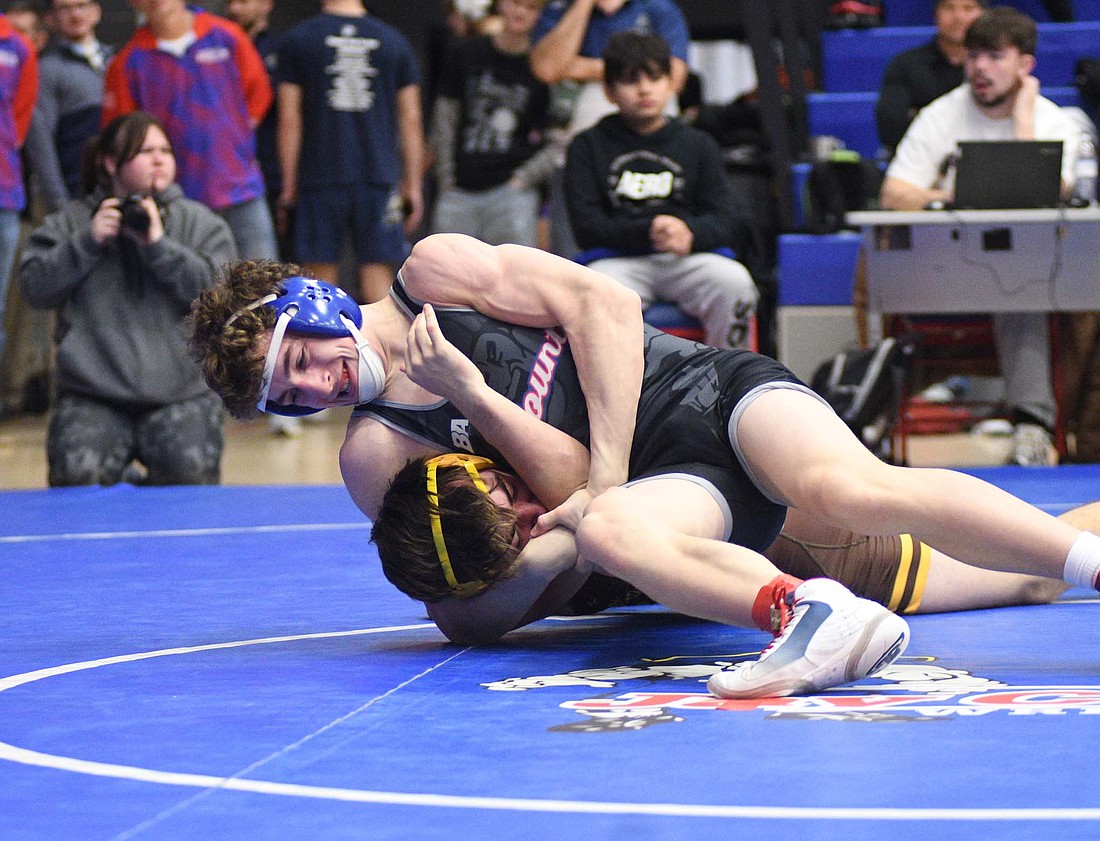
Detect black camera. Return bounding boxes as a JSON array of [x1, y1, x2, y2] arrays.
[[119, 194, 152, 236]]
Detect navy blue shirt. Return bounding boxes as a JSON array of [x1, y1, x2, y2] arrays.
[[277, 13, 420, 190]]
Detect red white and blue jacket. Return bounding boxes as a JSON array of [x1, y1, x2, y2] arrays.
[[0, 15, 39, 211], [103, 6, 272, 210]]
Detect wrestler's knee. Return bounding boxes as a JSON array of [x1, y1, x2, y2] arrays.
[[574, 488, 638, 575], [794, 460, 907, 532]]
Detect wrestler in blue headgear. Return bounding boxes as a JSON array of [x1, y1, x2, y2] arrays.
[[225, 276, 386, 416]]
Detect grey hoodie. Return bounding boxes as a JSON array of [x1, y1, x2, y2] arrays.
[[20, 184, 237, 405]]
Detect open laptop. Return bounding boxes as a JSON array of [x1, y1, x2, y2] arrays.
[[953, 140, 1064, 209]]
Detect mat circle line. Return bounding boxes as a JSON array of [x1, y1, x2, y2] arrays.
[[1, 625, 1099, 822]]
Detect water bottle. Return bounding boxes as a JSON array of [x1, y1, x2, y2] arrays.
[[1074, 136, 1098, 205]]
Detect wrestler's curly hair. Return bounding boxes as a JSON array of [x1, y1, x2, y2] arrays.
[[372, 456, 520, 603], [188, 260, 304, 420]]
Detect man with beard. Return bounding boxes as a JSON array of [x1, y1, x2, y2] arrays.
[[879, 6, 1082, 468]]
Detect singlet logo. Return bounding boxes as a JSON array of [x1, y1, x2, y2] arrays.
[[450, 419, 473, 452], [522, 328, 567, 419], [614, 170, 674, 201]]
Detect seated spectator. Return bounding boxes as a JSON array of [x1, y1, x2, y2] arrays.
[[564, 31, 758, 350], [19, 111, 237, 486], [879, 7, 1082, 466], [430, 0, 556, 247], [528, 0, 690, 257], [876, 0, 986, 155]]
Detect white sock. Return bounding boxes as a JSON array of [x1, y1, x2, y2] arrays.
[[1063, 531, 1100, 590]]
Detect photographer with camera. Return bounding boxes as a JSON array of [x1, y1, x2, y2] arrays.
[[19, 111, 237, 486]]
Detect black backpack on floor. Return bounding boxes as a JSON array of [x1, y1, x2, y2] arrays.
[[811, 338, 911, 454]]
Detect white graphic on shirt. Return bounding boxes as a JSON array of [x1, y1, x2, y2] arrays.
[[325, 26, 380, 113], [462, 70, 530, 154]]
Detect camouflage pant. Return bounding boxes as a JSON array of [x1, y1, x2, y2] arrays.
[[47, 391, 224, 487]]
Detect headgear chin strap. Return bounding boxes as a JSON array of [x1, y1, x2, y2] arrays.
[[224, 276, 386, 416], [425, 453, 496, 598], [341, 315, 387, 408]]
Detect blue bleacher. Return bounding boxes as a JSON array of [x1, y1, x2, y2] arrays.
[[806, 91, 881, 157], [777, 233, 862, 306], [884, 0, 1100, 26], [823, 22, 1100, 94], [822, 26, 934, 93], [807, 86, 1082, 158], [813, 16, 1099, 157]]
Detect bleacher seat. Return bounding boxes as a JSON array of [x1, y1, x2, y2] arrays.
[[776, 233, 862, 381], [806, 86, 1083, 159], [884, 0, 1100, 25], [806, 91, 881, 157], [1033, 23, 1100, 87], [822, 27, 933, 93], [642, 301, 705, 343], [822, 22, 1100, 94], [777, 233, 862, 306]]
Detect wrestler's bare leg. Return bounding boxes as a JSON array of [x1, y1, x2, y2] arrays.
[[572, 477, 780, 628], [918, 502, 1100, 610], [917, 551, 1069, 611], [738, 389, 1083, 582]]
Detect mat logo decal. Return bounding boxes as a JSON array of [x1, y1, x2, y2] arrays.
[[483, 659, 1100, 731]]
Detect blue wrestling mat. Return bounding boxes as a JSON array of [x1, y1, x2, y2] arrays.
[[1, 467, 1099, 841]]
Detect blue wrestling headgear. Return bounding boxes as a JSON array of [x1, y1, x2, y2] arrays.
[[225, 276, 386, 416]]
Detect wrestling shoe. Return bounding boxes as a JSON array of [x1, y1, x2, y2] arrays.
[[707, 578, 909, 699]]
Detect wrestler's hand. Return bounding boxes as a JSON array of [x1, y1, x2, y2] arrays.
[[404, 303, 486, 400], [531, 486, 594, 539]]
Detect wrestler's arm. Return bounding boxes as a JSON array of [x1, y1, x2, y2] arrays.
[[406, 304, 594, 642], [400, 234, 644, 511], [406, 303, 590, 503], [341, 411, 588, 644], [426, 528, 587, 644], [341, 415, 437, 521]]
